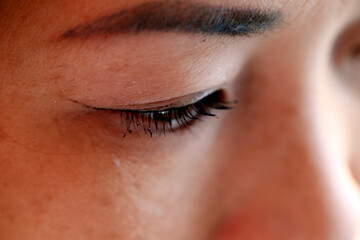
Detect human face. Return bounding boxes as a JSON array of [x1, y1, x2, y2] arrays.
[[0, 0, 359, 239]]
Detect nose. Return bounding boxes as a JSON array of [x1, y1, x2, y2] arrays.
[[306, 49, 360, 239], [214, 42, 360, 240]]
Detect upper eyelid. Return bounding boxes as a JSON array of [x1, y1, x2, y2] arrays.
[[69, 87, 224, 112]]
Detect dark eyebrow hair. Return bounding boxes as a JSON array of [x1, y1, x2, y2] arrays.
[[61, 1, 281, 38]]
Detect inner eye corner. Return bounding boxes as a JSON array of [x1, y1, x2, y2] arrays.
[[211, 89, 237, 106]]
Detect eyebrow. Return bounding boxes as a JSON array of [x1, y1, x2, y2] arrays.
[[61, 1, 281, 38]]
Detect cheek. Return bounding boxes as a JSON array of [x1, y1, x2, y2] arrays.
[[0, 112, 225, 239]]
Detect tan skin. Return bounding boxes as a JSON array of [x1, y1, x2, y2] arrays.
[[0, 0, 360, 239]]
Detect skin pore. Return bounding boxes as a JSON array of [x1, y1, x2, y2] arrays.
[[0, 0, 360, 239]]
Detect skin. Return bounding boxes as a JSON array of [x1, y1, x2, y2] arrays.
[[0, 0, 360, 239]]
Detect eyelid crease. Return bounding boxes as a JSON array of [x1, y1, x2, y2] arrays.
[[70, 87, 226, 111]]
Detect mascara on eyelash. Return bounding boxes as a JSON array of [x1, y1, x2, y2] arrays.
[[118, 90, 234, 138]]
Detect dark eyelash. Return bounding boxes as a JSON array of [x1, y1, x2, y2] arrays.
[[115, 90, 232, 137]]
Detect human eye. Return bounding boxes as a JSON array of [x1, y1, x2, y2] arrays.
[[50, 1, 281, 146], [72, 89, 232, 138], [334, 20, 360, 93]]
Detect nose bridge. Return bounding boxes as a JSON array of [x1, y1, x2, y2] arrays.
[[218, 43, 360, 239], [266, 44, 360, 238], [236, 45, 323, 160], [307, 50, 360, 239]]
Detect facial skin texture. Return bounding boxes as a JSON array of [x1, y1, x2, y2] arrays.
[[0, 0, 360, 239]]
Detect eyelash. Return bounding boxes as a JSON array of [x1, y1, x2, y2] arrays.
[[103, 90, 232, 138]]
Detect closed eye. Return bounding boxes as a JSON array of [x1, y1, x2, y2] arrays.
[[71, 90, 233, 138]]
